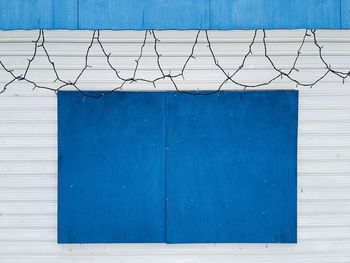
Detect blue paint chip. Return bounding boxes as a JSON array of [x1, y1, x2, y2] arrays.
[[58, 90, 298, 244]]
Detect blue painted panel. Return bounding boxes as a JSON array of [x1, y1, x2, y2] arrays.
[[53, 0, 78, 29], [0, 0, 77, 30], [58, 91, 166, 243], [166, 91, 298, 243], [142, 0, 210, 30], [0, 0, 346, 29], [78, 0, 209, 30], [210, 0, 341, 29], [342, 0, 350, 28], [78, 0, 145, 30], [0, 0, 53, 30]]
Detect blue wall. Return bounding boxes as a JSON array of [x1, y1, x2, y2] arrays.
[[0, 0, 349, 30]]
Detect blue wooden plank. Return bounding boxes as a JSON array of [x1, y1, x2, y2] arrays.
[[78, 0, 145, 30], [166, 91, 298, 243], [0, 0, 53, 30], [58, 91, 166, 243], [78, 0, 210, 29], [0, 0, 345, 29], [53, 0, 78, 29], [0, 0, 78, 29], [143, 0, 209, 30], [341, 0, 350, 28], [210, 0, 341, 29]]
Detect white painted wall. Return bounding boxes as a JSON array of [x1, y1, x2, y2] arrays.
[[0, 30, 349, 263]]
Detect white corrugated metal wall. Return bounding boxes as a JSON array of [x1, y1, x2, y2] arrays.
[[0, 30, 349, 263]]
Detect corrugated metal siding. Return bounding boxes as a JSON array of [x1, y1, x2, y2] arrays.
[[0, 30, 349, 263]]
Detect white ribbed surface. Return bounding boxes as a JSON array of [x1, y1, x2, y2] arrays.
[[0, 30, 349, 263]]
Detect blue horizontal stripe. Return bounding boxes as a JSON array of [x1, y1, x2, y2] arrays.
[[0, 0, 347, 30]]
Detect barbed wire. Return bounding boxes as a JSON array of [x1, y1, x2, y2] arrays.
[[0, 29, 349, 98]]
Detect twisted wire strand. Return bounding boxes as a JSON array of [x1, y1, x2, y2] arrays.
[[0, 29, 348, 98]]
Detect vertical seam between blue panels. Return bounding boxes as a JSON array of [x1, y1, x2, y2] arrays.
[[52, 2, 55, 29], [208, 0, 211, 30], [340, 0, 343, 29], [164, 93, 168, 243], [77, 0, 80, 29]]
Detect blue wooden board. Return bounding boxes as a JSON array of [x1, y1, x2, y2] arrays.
[[0, 0, 52, 30], [58, 91, 166, 243], [53, 0, 78, 29], [166, 91, 298, 243], [79, 0, 210, 30], [342, 0, 350, 28], [0, 0, 347, 29], [210, 0, 341, 29], [0, 0, 78, 30], [58, 90, 298, 243]]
